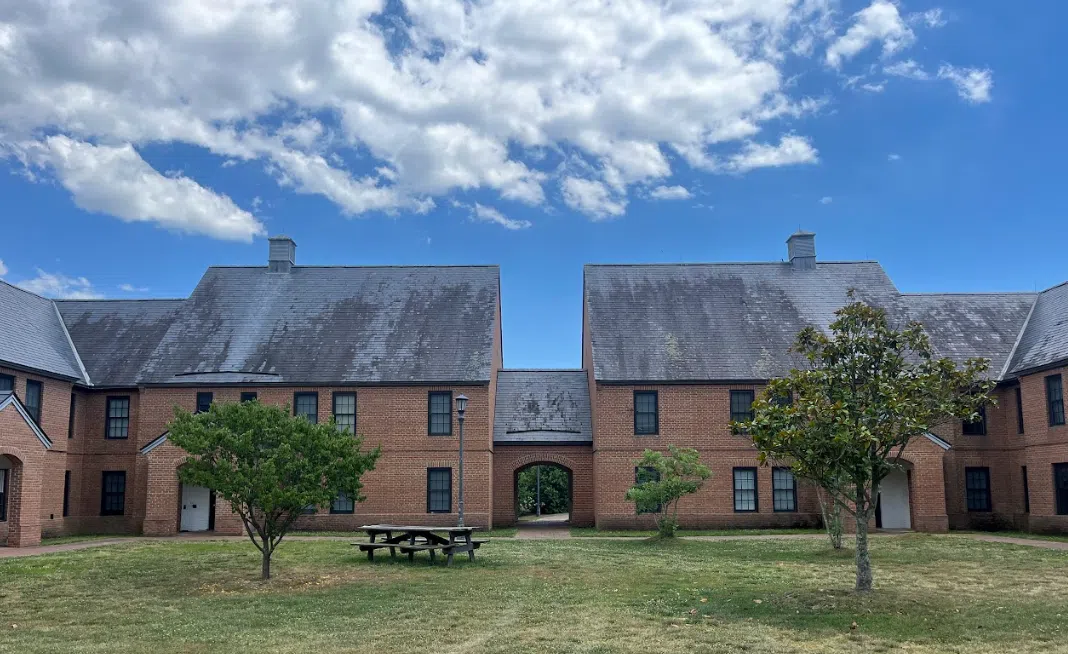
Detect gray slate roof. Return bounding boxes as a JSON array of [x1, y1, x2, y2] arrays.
[[584, 262, 900, 382], [135, 266, 499, 385], [57, 299, 184, 387], [1008, 282, 1068, 375], [899, 293, 1038, 377], [493, 370, 592, 444], [0, 281, 86, 382]]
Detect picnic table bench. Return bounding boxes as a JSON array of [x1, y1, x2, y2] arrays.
[[353, 525, 487, 565]]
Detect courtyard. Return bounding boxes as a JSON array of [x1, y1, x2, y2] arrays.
[[0, 533, 1065, 653]]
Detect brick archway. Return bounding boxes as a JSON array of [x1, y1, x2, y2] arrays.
[[493, 445, 594, 527], [0, 449, 36, 547]]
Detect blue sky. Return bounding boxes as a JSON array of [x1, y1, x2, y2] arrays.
[[1, 0, 1064, 369]]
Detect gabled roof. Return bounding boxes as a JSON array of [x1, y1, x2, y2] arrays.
[[584, 262, 900, 382], [899, 292, 1038, 377], [1008, 281, 1068, 376], [0, 392, 54, 449], [0, 281, 86, 382], [135, 266, 500, 385], [57, 299, 184, 387], [493, 370, 592, 444]]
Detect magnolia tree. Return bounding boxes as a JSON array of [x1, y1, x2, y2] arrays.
[[740, 296, 992, 592], [168, 400, 381, 580], [626, 446, 711, 538]]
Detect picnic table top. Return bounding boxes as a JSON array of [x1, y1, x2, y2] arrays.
[[359, 524, 480, 533]]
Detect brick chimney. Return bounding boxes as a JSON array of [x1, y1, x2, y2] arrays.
[[268, 236, 296, 273], [787, 231, 816, 270]]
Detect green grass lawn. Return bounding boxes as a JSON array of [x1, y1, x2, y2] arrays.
[[570, 526, 824, 538], [1, 535, 1065, 653]]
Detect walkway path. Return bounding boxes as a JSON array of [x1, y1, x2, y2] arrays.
[[2, 531, 1067, 559]]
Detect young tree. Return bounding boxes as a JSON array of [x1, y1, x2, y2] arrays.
[[740, 296, 992, 591], [625, 446, 711, 538], [168, 400, 381, 580], [517, 465, 570, 516]]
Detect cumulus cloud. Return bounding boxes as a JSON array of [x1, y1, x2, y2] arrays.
[[912, 9, 947, 28], [888, 153, 902, 161], [17, 270, 102, 299], [561, 178, 627, 220], [884, 59, 932, 80], [826, 1, 915, 68], [470, 203, 532, 230], [938, 65, 994, 104], [119, 283, 149, 293], [8, 136, 264, 241], [649, 185, 693, 201], [0, 0, 984, 229], [820, 196, 833, 204]]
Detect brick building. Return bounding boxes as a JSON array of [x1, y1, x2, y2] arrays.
[[0, 232, 1066, 546]]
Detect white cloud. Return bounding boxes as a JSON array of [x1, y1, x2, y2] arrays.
[[119, 283, 149, 293], [0, 260, 7, 277], [561, 178, 627, 220], [888, 153, 902, 161], [826, 1, 915, 69], [861, 82, 886, 93], [0, 0, 981, 227], [17, 269, 102, 299], [820, 196, 833, 204], [911, 9, 947, 28], [719, 135, 819, 174], [884, 59, 932, 80], [649, 185, 693, 201], [470, 203, 532, 230], [938, 65, 994, 104], [8, 136, 264, 242]]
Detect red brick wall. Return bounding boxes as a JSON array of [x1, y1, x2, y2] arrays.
[[492, 445, 594, 527], [591, 383, 822, 529]]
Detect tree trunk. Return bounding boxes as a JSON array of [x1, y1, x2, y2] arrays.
[[261, 544, 272, 580], [854, 510, 873, 592], [816, 488, 844, 550]]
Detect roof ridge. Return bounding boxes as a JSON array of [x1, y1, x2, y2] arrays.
[[583, 260, 879, 267], [1041, 280, 1068, 293], [205, 264, 500, 270], [999, 294, 1039, 380], [55, 298, 186, 303], [901, 291, 1040, 297], [0, 278, 52, 302]]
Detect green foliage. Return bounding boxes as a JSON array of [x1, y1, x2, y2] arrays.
[[168, 400, 381, 579], [517, 465, 570, 515], [625, 446, 711, 538], [738, 294, 994, 590]]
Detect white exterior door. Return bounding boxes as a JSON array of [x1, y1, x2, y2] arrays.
[[879, 469, 912, 530], [180, 485, 211, 532]]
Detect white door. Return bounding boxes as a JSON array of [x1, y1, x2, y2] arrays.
[[879, 470, 911, 530], [180, 485, 211, 532]]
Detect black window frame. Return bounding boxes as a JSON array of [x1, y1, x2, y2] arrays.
[[1022, 465, 1030, 514], [104, 396, 131, 440], [427, 467, 452, 513], [730, 390, 756, 427], [0, 467, 7, 521], [240, 391, 258, 403], [965, 467, 992, 512], [330, 492, 355, 514], [772, 467, 797, 512], [733, 467, 758, 513], [634, 466, 662, 514], [633, 391, 659, 436], [1055, 463, 1068, 516], [332, 392, 357, 433], [63, 470, 71, 517], [294, 392, 319, 424], [428, 391, 452, 436], [25, 379, 43, 425], [1016, 386, 1025, 434], [962, 405, 987, 436], [0, 373, 13, 393], [100, 471, 126, 516], [68, 392, 76, 439], [195, 392, 214, 414], [1047, 375, 1065, 427]]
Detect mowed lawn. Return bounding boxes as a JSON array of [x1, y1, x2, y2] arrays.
[[1, 535, 1066, 653]]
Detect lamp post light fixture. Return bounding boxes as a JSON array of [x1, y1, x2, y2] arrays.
[[455, 394, 468, 527]]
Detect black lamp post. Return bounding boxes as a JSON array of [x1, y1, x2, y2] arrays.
[[455, 394, 468, 527]]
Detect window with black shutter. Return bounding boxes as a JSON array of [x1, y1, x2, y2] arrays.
[[333, 392, 356, 433], [1047, 375, 1065, 426], [733, 467, 757, 512], [100, 471, 126, 516], [105, 396, 130, 439], [427, 468, 452, 513], [730, 390, 755, 426], [294, 392, 318, 423], [772, 467, 797, 512], [634, 391, 659, 435], [428, 392, 452, 435], [196, 392, 214, 414], [965, 467, 991, 512]]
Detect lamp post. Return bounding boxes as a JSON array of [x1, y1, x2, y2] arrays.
[[455, 394, 468, 527]]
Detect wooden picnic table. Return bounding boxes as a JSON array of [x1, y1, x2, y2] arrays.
[[353, 524, 486, 565]]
